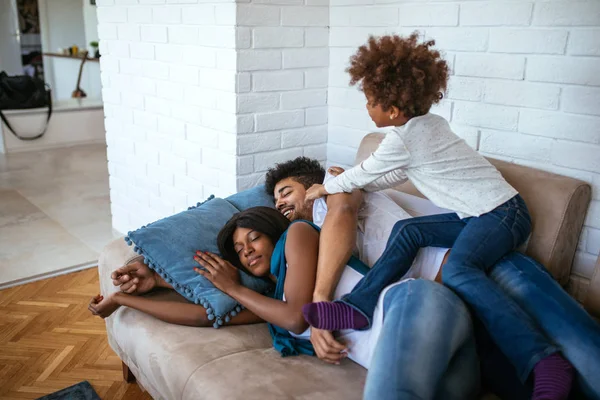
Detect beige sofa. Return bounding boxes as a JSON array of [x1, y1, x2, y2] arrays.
[[99, 133, 598, 399]]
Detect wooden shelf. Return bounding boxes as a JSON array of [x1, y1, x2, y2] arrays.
[[43, 53, 99, 62]]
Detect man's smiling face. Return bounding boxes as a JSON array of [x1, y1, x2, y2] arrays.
[[273, 177, 315, 222]]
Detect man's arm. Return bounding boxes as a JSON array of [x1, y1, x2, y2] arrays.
[[309, 188, 362, 365], [312, 189, 363, 302]]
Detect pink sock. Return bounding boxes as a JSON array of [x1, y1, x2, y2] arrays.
[[302, 302, 368, 331], [532, 353, 574, 400]]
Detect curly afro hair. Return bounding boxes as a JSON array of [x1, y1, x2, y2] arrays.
[[347, 32, 449, 119], [264, 157, 325, 197]]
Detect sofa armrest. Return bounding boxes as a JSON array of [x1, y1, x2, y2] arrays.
[[98, 238, 137, 297], [584, 254, 600, 319]]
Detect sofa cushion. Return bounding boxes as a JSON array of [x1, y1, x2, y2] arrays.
[[111, 304, 275, 400], [125, 196, 272, 326], [110, 303, 366, 400]]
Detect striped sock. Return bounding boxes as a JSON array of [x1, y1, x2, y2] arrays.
[[302, 302, 368, 331], [532, 353, 574, 400]]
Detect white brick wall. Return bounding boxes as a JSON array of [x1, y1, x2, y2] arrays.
[[98, 0, 239, 234], [234, 0, 328, 190], [328, 0, 600, 297], [99, 0, 598, 297], [99, 0, 328, 234]]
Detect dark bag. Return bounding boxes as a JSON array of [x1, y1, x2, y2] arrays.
[[0, 71, 52, 140]]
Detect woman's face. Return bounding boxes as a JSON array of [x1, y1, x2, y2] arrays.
[[232, 227, 274, 277]]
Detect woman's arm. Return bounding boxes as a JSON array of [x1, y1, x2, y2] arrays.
[[196, 222, 320, 334], [89, 291, 264, 327]]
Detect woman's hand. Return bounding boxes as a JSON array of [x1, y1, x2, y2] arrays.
[[88, 292, 122, 319], [111, 258, 161, 295], [194, 251, 241, 294], [305, 184, 329, 201], [327, 166, 345, 177]]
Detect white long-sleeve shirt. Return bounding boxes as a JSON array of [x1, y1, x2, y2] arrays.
[[324, 113, 518, 218]]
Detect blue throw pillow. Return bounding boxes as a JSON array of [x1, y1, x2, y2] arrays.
[[124, 195, 273, 328], [226, 184, 274, 210]]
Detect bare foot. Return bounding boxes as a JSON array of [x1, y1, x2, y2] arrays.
[[111, 259, 164, 295], [88, 293, 121, 319]]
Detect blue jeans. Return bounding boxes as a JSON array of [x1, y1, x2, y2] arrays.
[[484, 253, 600, 399], [343, 195, 557, 380], [364, 280, 480, 400]]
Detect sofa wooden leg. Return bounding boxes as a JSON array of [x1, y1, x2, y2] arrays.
[[122, 361, 136, 383]]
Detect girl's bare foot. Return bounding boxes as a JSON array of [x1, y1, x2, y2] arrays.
[[88, 293, 122, 318]]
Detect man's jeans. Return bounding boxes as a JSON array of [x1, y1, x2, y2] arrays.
[[364, 279, 479, 400], [343, 194, 557, 381], [481, 253, 600, 399]]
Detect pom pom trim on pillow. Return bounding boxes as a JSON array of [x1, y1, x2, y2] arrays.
[[123, 194, 246, 328]]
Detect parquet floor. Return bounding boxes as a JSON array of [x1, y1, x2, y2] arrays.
[[0, 268, 152, 399]]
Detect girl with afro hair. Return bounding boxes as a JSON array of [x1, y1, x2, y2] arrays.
[[303, 33, 574, 400]]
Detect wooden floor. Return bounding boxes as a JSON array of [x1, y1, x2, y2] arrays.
[[0, 268, 152, 399]]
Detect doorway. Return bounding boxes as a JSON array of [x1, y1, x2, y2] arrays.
[[17, 0, 45, 80], [0, 0, 44, 79], [0, 0, 26, 76]]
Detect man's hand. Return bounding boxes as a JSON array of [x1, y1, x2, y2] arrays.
[[111, 259, 159, 295], [310, 328, 347, 365], [305, 184, 329, 201]]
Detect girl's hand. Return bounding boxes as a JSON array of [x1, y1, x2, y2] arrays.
[[327, 166, 345, 177], [194, 251, 241, 293], [305, 184, 329, 201]]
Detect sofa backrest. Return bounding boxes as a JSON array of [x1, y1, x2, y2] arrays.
[[355, 133, 592, 289]]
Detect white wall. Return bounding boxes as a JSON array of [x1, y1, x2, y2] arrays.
[[97, 0, 598, 296], [327, 0, 600, 297], [97, 0, 328, 234], [97, 0, 239, 233], [234, 0, 329, 190]]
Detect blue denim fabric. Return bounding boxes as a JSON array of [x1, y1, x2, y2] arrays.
[[364, 280, 479, 400], [487, 253, 600, 399], [343, 195, 557, 381]]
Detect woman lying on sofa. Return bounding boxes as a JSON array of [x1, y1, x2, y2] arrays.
[[90, 206, 600, 399]]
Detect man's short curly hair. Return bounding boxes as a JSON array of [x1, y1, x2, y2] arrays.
[[347, 32, 449, 119], [265, 157, 325, 196]]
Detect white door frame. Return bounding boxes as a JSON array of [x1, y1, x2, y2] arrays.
[[36, 0, 56, 100], [0, 0, 23, 75]]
